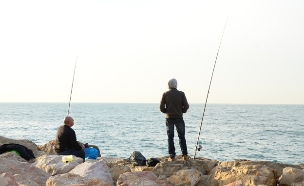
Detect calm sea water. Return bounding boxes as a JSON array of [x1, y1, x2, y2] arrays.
[[0, 103, 303, 164]]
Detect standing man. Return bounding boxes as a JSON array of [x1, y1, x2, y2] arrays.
[[160, 78, 189, 161], [55, 116, 85, 161]]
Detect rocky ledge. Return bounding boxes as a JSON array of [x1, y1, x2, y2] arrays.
[[0, 136, 303, 186]]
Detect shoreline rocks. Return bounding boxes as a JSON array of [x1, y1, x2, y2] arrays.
[[1, 136, 304, 186]]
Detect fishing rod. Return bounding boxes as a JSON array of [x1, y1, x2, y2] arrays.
[[67, 56, 78, 116], [193, 18, 228, 159]]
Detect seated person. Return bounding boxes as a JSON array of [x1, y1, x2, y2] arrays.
[[55, 116, 85, 161]]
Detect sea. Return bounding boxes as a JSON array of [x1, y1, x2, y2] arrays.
[[0, 103, 303, 165]]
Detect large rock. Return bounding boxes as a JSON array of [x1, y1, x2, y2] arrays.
[[109, 165, 131, 183], [14, 174, 44, 186], [209, 161, 236, 175], [209, 161, 277, 186], [117, 171, 172, 186], [37, 139, 57, 154], [33, 154, 83, 175], [69, 159, 114, 186], [224, 180, 244, 186], [105, 158, 133, 183], [233, 160, 302, 179], [193, 157, 219, 174], [0, 153, 51, 185], [168, 168, 201, 186], [131, 166, 154, 172], [105, 158, 131, 168], [0, 172, 18, 186], [46, 173, 109, 186], [0, 151, 27, 162], [153, 161, 185, 178], [198, 175, 213, 186], [0, 136, 39, 156], [152, 158, 215, 179], [278, 167, 304, 186]]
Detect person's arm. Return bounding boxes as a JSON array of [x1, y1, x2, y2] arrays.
[[160, 93, 167, 113], [182, 92, 189, 113], [69, 129, 83, 150]]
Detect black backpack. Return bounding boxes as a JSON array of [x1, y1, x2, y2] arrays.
[[129, 151, 146, 166], [146, 158, 160, 167]]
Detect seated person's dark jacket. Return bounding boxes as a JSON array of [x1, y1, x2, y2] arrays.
[[55, 125, 82, 153]]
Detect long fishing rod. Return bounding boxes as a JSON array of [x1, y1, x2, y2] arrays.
[[67, 56, 78, 116], [193, 18, 228, 159]]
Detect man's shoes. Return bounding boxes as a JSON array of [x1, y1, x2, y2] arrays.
[[182, 155, 190, 160], [168, 157, 175, 161]]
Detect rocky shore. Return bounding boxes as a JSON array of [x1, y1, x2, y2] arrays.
[[0, 136, 304, 186]]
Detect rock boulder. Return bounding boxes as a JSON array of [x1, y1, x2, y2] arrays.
[[33, 154, 83, 175]]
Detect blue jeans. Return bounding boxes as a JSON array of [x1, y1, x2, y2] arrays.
[[57, 149, 85, 162], [166, 118, 188, 158]]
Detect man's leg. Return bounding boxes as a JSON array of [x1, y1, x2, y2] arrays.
[[175, 119, 188, 156], [166, 119, 176, 159], [70, 149, 85, 162], [58, 149, 85, 162]]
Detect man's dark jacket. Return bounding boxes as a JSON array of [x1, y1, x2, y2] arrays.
[[160, 88, 189, 118], [55, 125, 82, 153]]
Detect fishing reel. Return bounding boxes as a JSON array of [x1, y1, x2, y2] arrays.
[[197, 144, 202, 151]]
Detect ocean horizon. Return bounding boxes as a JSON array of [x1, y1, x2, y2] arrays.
[[0, 103, 303, 165]]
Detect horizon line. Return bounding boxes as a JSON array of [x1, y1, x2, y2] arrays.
[[0, 102, 303, 105]]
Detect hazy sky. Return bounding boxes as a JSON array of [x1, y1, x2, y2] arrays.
[[0, 0, 303, 104]]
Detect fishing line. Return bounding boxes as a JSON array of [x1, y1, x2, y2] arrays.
[[67, 56, 78, 116], [193, 18, 228, 159]]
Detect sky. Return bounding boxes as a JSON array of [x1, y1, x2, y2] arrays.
[[0, 0, 303, 104]]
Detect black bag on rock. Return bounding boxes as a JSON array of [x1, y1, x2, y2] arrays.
[[146, 158, 160, 167], [0, 144, 35, 161], [129, 151, 146, 166]]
